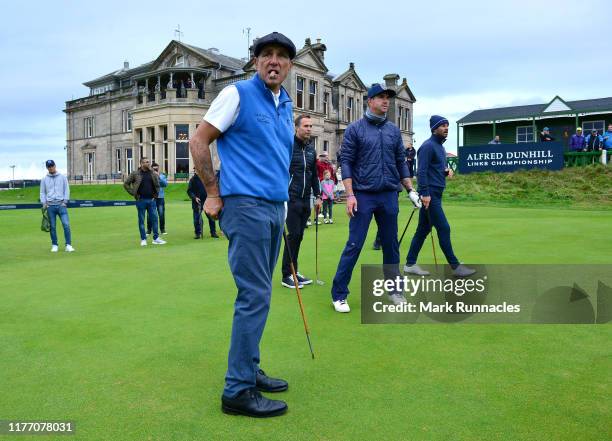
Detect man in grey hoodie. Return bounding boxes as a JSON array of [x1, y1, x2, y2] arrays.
[[40, 160, 74, 252]]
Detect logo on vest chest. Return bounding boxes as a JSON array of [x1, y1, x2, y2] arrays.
[[255, 113, 273, 125]]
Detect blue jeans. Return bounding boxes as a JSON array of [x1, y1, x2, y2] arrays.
[[331, 191, 399, 301], [47, 205, 71, 246], [219, 196, 284, 398], [136, 199, 158, 240], [406, 187, 459, 267], [146, 198, 165, 233]]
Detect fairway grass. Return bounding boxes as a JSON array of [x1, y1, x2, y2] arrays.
[[1, 201, 610, 440]]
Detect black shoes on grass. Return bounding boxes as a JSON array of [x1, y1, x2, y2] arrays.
[[221, 370, 288, 418]]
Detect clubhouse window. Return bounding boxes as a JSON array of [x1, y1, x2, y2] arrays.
[[516, 126, 534, 143]]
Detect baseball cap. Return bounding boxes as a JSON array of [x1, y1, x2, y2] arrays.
[[367, 83, 396, 99], [253, 32, 296, 59], [45, 160, 55, 168]]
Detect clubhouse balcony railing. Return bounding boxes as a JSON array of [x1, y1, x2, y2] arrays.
[[564, 150, 611, 167]]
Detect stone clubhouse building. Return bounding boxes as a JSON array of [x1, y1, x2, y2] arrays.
[[64, 38, 416, 180]]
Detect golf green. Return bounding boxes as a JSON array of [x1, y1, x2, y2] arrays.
[[1, 200, 610, 440]]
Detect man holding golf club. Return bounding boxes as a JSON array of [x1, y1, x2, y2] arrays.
[[330, 84, 418, 313], [281, 114, 322, 289], [189, 32, 296, 418], [404, 115, 475, 277]]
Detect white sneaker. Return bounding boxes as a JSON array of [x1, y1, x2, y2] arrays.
[[318, 213, 324, 218], [403, 264, 430, 276], [333, 299, 351, 313], [388, 292, 407, 305], [152, 238, 166, 245], [329, 218, 334, 224], [306, 220, 312, 226], [162, 232, 168, 235], [323, 218, 329, 224], [65, 245, 75, 252], [51, 245, 58, 253], [140, 240, 147, 247], [452, 264, 476, 277]]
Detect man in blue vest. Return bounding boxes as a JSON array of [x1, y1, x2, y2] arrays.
[[189, 32, 295, 418], [331, 84, 417, 313], [404, 115, 475, 277]]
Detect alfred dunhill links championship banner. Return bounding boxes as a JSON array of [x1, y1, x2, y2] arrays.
[[458, 142, 564, 174]]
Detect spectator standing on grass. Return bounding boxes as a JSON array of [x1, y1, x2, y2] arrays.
[[405, 145, 417, 177], [321, 169, 335, 224], [540, 127, 555, 142], [40, 159, 74, 253], [585, 129, 604, 151], [146, 162, 167, 235], [603, 124, 612, 150], [123, 157, 166, 247], [187, 169, 219, 239], [569, 128, 586, 152]]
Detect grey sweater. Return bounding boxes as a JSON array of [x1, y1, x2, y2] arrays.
[[40, 173, 70, 205]]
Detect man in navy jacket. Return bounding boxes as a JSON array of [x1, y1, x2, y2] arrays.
[[405, 115, 475, 277], [330, 83, 416, 313]]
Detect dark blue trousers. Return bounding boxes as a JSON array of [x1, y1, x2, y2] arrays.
[[406, 186, 459, 267], [331, 191, 399, 301], [219, 196, 284, 398]]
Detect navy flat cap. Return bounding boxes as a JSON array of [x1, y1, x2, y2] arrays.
[[253, 32, 297, 59]]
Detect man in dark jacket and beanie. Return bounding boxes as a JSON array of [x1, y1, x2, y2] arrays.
[[330, 84, 417, 313], [187, 169, 219, 239], [404, 116, 474, 277], [123, 157, 166, 246], [281, 114, 322, 288]]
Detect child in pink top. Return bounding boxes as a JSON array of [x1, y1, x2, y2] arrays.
[[321, 170, 335, 224]]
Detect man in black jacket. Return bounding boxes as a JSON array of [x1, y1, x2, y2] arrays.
[[281, 115, 322, 288], [187, 170, 219, 239]]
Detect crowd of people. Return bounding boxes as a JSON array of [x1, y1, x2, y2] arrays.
[[46, 30, 608, 420], [486, 124, 612, 152], [569, 124, 612, 152]]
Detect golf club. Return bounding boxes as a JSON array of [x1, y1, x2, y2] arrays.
[[315, 205, 324, 285], [398, 207, 417, 247], [283, 227, 315, 360], [425, 206, 438, 268]]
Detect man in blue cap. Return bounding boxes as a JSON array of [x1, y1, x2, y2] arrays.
[[189, 31, 295, 418], [330, 83, 418, 313], [404, 116, 475, 277]]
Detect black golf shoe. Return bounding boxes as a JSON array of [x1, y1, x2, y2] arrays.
[[372, 240, 381, 250], [194, 234, 202, 239], [256, 369, 288, 393], [281, 275, 303, 289], [296, 272, 313, 285], [211, 232, 220, 238], [221, 387, 287, 418]]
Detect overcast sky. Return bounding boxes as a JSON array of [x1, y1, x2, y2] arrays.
[[0, 0, 609, 179]]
